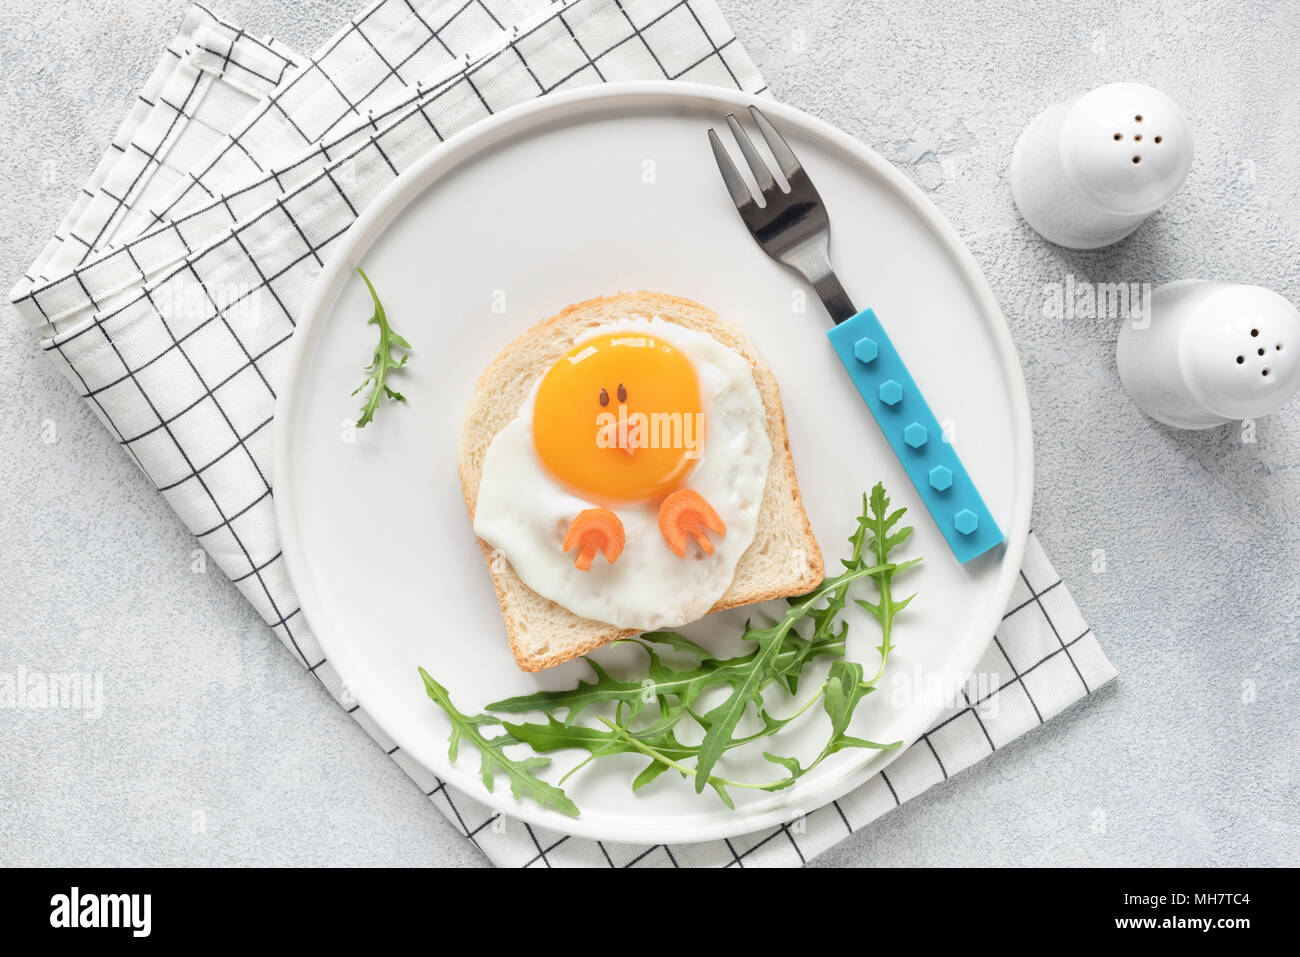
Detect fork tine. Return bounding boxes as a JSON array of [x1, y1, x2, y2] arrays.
[[749, 106, 801, 181], [708, 127, 753, 208], [724, 113, 776, 194]]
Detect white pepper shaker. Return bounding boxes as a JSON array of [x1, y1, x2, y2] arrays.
[[1010, 82, 1193, 249], [1117, 281, 1300, 428]]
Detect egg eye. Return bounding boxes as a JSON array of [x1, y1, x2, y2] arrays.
[[617, 383, 627, 403], [599, 388, 609, 407]]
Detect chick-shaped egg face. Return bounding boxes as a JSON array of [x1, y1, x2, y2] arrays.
[[473, 318, 771, 631], [531, 333, 704, 504]]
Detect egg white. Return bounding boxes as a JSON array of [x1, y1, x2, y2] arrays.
[[472, 317, 772, 630]]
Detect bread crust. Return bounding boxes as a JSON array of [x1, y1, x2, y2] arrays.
[[458, 292, 824, 671]]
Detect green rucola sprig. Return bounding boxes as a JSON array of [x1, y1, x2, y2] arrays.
[[351, 267, 412, 428], [418, 482, 920, 815], [418, 668, 578, 817]]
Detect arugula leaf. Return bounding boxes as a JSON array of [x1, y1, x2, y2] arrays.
[[486, 629, 844, 726], [418, 482, 920, 814], [690, 560, 886, 792], [759, 661, 901, 790], [821, 660, 878, 752], [773, 493, 874, 694], [418, 668, 579, 817], [631, 758, 674, 791], [857, 483, 921, 685], [486, 658, 654, 726], [594, 716, 744, 809], [504, 710, 699, 791], [504, 697, 808, 795], [767, 627, 847, 695], [635, 631, 713, 660], [351, 267, 413, 428]]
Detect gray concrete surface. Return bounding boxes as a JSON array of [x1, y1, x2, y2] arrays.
[[2, 0, 1297, 867]]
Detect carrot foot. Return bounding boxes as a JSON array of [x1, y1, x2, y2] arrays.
[[658, 489, 726, 558], [562, 508, 625, 571]]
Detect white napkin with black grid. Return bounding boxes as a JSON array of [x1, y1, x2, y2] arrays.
[[12, 0, 1116, 867]]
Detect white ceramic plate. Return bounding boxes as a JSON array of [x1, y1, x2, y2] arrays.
[[274, 82, 1033, 844]]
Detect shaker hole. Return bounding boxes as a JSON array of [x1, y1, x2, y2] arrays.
[[1236, 355, 1245, 364], [1154, 136, 1163, 144], [1276, 343, 1284, 350], [1135, 114, 1143, 122], [1113, 133, 1123, 140], [1262, 369, 1270, 377], [1132, 155, 1142, 164], [1259, 348, 1266, 355], [1134, 134, 1143, 142], [1251, 328, 1259, 336]]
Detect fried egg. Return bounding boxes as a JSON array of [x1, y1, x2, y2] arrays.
[[472, 317, 771, 630]]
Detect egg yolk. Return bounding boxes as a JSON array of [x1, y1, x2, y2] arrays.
[[532, 333, 704, 504]]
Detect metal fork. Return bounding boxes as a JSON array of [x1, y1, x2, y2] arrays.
[[707, 106, 1007, 565], [708, 106, 856, 324]]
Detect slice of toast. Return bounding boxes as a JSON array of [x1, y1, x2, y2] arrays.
[[458, 292, 824, 671]]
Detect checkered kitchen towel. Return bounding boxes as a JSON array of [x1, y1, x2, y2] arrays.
[[12, 0, 1116, 866]]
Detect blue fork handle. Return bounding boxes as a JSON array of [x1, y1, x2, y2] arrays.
[[826, 309, 1003, 564]]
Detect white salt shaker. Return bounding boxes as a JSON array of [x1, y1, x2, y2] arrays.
[[1010, 82, 1194, 248], [1117, 281, 1300, 428]]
